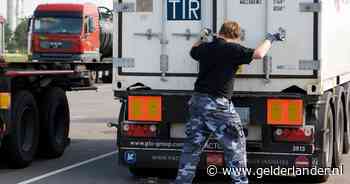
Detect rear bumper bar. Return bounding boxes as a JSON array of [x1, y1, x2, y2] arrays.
[[119, 147, 319, 170]]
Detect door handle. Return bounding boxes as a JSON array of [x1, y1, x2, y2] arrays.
[[134, 29, 160, 40], [172, 29, 199, 40]]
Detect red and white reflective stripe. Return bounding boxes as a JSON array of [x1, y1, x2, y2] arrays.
[[5, 70, 75, 77]]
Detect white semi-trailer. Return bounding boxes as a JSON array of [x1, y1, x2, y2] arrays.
[[112, 0, 350, 181]]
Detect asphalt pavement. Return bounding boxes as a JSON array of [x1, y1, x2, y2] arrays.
[[0, 84, 349, 184]]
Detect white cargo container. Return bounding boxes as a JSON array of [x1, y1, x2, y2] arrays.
[[113, 0, 350, 94], [112, 0, 350, 181]]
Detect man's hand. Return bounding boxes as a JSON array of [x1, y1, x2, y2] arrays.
[[199, 28, 213, 43], [266, 28, 286, 43]]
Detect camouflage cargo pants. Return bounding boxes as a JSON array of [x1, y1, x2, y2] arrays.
[[175, 94, 248, 184]]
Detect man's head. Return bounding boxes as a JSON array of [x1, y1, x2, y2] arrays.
[[219, 21, 241, 41]]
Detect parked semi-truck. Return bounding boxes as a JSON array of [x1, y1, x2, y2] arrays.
[[28, 3, 114, 83], [30, 3, 113, 62], [0, 10, 112, 168], [112, 0, 350, 181]]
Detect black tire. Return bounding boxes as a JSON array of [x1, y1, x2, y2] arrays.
[[102, 70, 113, 83], [3, 91, 39, 168], [304, 92, 333, 182], [333, 88, 345, 168], [342, 83, 350, 154], [102, 75, 112, 84], [38, 87, 70, 158], [90, 71, 97, 85]]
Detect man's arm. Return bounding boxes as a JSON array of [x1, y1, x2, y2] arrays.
[[190, 41, 205, 61], [192, 41, 202, 48], [253, 31, 286, 60], [252, 40, 272, 60]]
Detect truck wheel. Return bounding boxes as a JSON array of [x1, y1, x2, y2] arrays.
[[305, 92, 334, 182], [3, 91, 39, 168], [38, 87, 70, 158], [333, 88, 345, 168], [342, 83, 350, 154]]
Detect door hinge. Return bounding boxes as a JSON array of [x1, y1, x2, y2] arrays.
[[299, 2, 321, 12], [113, 57, 135, 68], [114, 2, 136, 13], [299, 60, 320, 70]]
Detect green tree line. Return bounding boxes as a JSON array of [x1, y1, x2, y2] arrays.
[[5, 18, 29, 53]]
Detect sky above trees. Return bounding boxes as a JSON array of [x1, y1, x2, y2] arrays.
[[0, 0, 113, 18]]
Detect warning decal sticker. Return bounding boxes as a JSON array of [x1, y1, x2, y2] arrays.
[[240, 0, 263, 5], [273, 0, 286, 11]]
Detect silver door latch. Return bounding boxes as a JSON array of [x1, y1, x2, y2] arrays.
[[114, 2, 136, 13], [172, 29, 199, 40], [134, 29, 160, 40], [300, 2, 321, 12], [263, 55, 272, 83]]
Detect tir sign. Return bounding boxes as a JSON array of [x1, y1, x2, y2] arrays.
[[167, 0, 201, 21]]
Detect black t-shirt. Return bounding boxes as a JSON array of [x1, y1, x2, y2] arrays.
[[190, 37, 255, 99]]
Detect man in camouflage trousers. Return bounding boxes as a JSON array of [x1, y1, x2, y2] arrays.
[[174, 21, 285, 184]]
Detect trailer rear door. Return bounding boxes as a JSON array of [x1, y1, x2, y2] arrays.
[[118, 0, 210, 76], [116, 0, 318, 79], [218, 0, 317, 77]]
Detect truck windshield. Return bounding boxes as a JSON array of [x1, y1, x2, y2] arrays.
[[33, 17, 82, 34]]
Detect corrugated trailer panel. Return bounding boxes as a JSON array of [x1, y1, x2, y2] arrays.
[[113, 0, 350, 94]]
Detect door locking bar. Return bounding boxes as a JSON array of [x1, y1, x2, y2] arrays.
[[172, 29, 199, 40], [134, 29, 160, 40]]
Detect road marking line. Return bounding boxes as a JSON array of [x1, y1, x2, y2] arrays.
[[17, 151, 118, 184]]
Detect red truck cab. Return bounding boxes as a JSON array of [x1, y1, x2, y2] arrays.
[[31, 3, 101, 62]]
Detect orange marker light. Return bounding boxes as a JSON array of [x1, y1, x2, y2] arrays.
[[0, 93, 11, 109], [128, 96, 162, 122], [267, 99, 303, 126]]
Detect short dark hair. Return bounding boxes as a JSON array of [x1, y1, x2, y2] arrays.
[[219, 20, 241, 40]]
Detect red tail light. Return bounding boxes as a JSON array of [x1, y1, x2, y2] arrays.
[[273, 127, 314, 143], [123, 124, 157, 138]]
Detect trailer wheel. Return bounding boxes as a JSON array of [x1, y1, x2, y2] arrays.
[[305, 92, 334, 182], [333, 87, 345, 167], [342, 83, 350, 154], [38, 87, 70, 158], [3, 91, 39, 168]]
